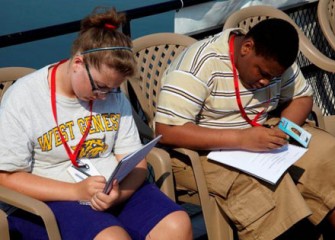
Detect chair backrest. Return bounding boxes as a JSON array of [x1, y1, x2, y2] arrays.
[[125, 33, 235, 240], [126, 33, 197, 131], [0, 67, 62, 240], [318, 0, 335, 50], [223, 5, 335, 73], [0, 67, 36, 102]]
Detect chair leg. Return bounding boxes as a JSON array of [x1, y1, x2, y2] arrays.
[[0, 209, 10, 240]]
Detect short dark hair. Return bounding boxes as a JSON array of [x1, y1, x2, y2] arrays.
[[245, 18, 299, 69]]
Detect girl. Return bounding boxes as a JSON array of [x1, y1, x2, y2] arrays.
[[0, 7, 192, 240]]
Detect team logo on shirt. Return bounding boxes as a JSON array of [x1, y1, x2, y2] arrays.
[[37, 113, 120, 153], [72, 136, 108, 158]]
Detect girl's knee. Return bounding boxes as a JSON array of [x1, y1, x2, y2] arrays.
[[169, 210, 192, 231], [147, 210, 193, 240], [94, 226, 131, 240]]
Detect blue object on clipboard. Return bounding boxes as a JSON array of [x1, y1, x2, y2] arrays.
[[278, 117, 311, 148]]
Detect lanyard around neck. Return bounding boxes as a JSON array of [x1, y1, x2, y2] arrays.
[[229, 34, 263, 127], [50, 59, 93, 167]]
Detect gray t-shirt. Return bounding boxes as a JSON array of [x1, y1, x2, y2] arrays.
[[0, 64, 142, 182]]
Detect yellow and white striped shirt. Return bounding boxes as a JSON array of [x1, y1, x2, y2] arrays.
[[155, 29, 313, 129]]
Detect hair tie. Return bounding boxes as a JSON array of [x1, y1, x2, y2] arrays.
[[104, 23, 117, 29]]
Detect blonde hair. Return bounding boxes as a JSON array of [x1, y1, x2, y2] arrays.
[[71, 7, 136, 77]]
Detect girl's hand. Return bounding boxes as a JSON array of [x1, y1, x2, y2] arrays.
[[240, 126, 289, 151], [90, 179, 121, 211], [75, 176, 106, 201]]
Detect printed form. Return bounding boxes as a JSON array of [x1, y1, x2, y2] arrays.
[[207, 144, 307, 185]]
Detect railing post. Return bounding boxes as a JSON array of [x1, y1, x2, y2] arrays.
[[122, 21, 131, 38]]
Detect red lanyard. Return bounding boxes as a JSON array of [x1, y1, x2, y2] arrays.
[[50, 59, 93, 167], [229, 34, 263, 127]]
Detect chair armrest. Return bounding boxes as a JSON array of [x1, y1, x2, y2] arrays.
[[318, 0, 335, 51], [172, 148, 234, 240], [299, 30, 335, 72], [146, 147, 176, 201], [323, 115, 335, 136], [311, 104, 326, 129], [171, 148, 212, 217], [0, 208, 10, 240], [0, 186, 61, 240]]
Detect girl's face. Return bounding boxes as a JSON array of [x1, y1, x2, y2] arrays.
[[71, 57, 125, 101]]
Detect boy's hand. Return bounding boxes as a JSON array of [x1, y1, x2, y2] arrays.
[[240, 126, 289, 151]]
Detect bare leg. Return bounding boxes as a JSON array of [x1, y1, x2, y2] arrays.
[[146, 210, 192, 240], [94, 226, 131, 240]]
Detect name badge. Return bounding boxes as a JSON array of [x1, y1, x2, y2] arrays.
[[67, 159, 101, 182]]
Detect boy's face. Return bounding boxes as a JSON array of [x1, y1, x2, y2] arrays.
[[236, 39, 286, 89]]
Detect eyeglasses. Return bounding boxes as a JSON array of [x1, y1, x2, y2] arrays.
[[84, 63, 120, 95]]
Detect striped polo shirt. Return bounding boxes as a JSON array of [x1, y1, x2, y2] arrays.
[[155, 28, 313, 129]]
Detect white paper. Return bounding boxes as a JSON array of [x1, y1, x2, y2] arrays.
[[207, 144, 307, 184], [103, 135, 162, 193]]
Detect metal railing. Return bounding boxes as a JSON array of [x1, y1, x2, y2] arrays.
[[0, 0, 321, 46], [284, 1, 335, 115], [0, 0, 212, 48]]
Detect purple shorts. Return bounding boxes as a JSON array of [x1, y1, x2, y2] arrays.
[[8, 182, 183, 240]]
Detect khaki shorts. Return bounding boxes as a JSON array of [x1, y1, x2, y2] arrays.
[[171, 124, 335, 240]]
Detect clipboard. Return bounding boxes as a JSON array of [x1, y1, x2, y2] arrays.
[[103, 135, 162, 194]]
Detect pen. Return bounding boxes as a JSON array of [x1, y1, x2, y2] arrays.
[[74, 173, 86, 180], [73, 166, 91, 177], [263, 124, 272, 128]]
